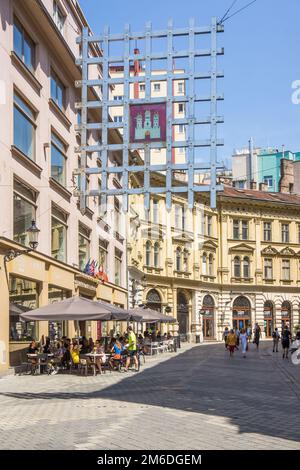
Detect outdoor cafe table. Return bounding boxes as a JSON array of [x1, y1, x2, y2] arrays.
[[80, 353, 110, 376], [27, 353, 54, 374]]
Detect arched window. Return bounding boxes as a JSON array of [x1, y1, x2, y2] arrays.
[[183, 250, 189, 272], [234, 256, 241, 277], [202, 252, 207, 275], [208, 254, 213, 276], [145, 241, 151, 266], [233, 296, 251, 316], [176, 247, 181, 271], [154, 242, 159, 267], [146, 289, 162, 312], [243, 257, 250, 278]]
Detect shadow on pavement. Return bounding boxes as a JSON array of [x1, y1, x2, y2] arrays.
[[1, 342, 299, 443]]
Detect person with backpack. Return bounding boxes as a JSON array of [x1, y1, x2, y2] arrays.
[[282, 325, 291, 359], [253, 323, 261, 350], [272, 328, 280, 352]]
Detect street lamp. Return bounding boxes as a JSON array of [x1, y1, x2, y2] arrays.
[[4, 220, 40, 263]]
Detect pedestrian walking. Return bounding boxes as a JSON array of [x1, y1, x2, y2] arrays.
[[227, 329, 237, 357], [253, 323, 261, 350], [272, 328, 280, 352], [246, 325, 252, 342], [235, 328, 240, 348], [222, 327, 229, 349], [240, 328, 248, 358], [282, 325, 291, 359]]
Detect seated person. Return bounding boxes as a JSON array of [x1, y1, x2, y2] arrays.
[[70, 341, 80, 366], [28, 340, 38, 354], [43, 337, 51, 354], [109, 338, 123, 369], [88, 337, 94, 352], [93, 340, 106, 374], [61, 339, 71, 368], [80, 337, 90, 354]]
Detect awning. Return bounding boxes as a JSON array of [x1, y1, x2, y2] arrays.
[[20, 296, 143, 322]]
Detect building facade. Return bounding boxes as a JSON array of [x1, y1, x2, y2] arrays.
[[0, 0, 127, 373], [127, 186, 300, 342]]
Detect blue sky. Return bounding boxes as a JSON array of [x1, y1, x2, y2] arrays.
[[78, 0, 300, 167]]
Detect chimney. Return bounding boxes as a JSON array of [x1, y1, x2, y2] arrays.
[[259, 182, 268, 191], [279, 159, 294, 193], [250, 180, 257, 190]]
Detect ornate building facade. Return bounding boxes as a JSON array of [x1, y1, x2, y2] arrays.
[[127, 186, 300, 341]]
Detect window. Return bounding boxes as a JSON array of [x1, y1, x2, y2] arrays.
[[139, 84, 145, 91], [77, 110, 81, 125], [207, 216, 212, 236], [236, 181, 245, 189], [113, 116, 123, 123], [114, 198, 121, 234], [146, 241, 151, 266], [175, 205, 180, 229], [153, 199, 159, 224], [176, 247, 182, 271], [178, 82, 184, 94], [282, 259, 290, 280], [208, 254, 213, 276], [281, 223, 289, 243], [13, 179, 37, 247], [264, 258, 273, 279], [13, 18, 35, 71], [182, 206, 186, 231], [13, 92, 36, 160], [234, 256, 241, 278], [78, 224, 90, 271], [178, 103, 184, 113], [114, 249, 122, 286], [9, 276, 38, 341], [154, 242, 159, 268], [53, 1, 65, 34], [178, 124, 185, 134], [113, 95, 123, 101], [243, 257, 250, 279], [183, 250, 189, 272], [51, 205, 67, 262], [178, 147, 185, 154], [233, 220, 239, 239], [99, 238, 108, 272], [51, 132, 66, 186], [48, 286, 69, 340], [263, 175, 273, 188], [51, 71, 64, 109], [263, 222, 272, 242], [202, 253, 207, 275], [233, 220, 248, 240], [298, 224, 300, 244], [242, 221, 248, 240], [154, 83, 160, 92]]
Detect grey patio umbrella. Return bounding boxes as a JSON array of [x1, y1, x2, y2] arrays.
[[129, 307, 176, 323], [20, 296, 142, 322]]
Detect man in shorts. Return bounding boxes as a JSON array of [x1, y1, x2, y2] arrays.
[[125, 326, 139, 371]]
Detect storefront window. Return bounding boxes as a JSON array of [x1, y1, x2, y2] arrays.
[[48, 286, 70, 340], [9, 276, 38, 341]]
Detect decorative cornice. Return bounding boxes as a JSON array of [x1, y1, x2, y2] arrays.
[[229, 243, 254, 254]]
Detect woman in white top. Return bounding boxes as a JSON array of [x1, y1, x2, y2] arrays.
[[240, 328, 248, 358]]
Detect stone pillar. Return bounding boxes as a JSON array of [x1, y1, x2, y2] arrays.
[[218, 292, 231, 340], [254, 293, 265, 338], [193, 291, 203, 342], [255, 218, 263, 284], [0, 255, 9, 372]]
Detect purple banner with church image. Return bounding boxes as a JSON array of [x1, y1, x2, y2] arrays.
[[129, 102, 167, 144]]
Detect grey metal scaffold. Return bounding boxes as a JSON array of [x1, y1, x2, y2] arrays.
[[74, 17, 224, 213]]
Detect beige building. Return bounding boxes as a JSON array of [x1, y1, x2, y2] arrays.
[[127, 185, 300, 342], [0, 0, 127, 373]]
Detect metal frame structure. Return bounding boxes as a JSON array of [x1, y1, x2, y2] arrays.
[[74, 18, 224, 213]]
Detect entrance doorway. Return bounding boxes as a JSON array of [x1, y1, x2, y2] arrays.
[[201, 295, 215, 340], [177, 292, 189, 341], [232, 296, 251, 331], [264, 301, 274, 337]]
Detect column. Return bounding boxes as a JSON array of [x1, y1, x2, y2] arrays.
[[38, 281, 49, 341], [0, 255, 9, 372]]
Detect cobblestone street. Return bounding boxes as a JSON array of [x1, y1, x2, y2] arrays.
[[0, 341, 299, 450]]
